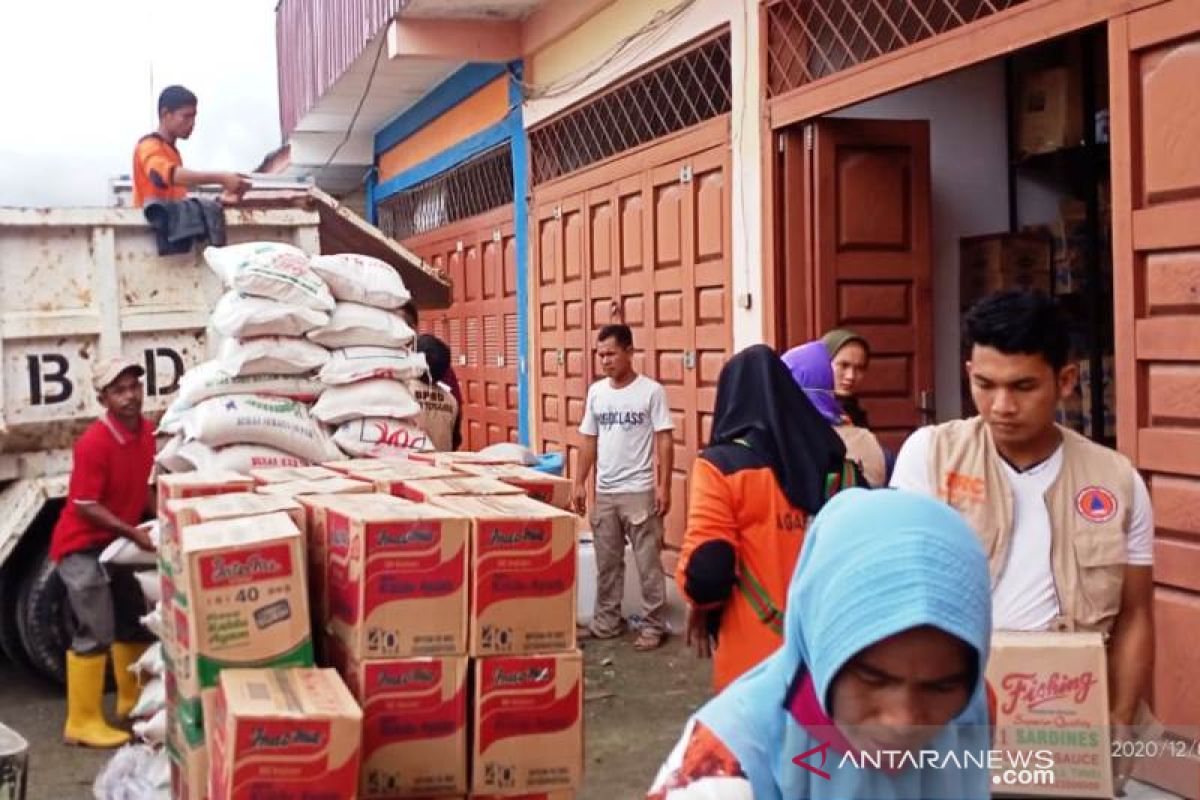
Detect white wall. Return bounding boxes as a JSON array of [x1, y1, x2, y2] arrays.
[[833, 59, 1011, 420]]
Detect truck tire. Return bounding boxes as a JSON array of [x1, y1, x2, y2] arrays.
[[15, 550, 69, 684], [0, 569, 31, 667]]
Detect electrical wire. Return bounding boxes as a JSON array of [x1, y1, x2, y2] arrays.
[[310, 30, 388, 183], [514, 0, 697, 101]]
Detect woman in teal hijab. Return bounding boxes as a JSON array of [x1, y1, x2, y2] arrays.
[[648, 488, 992, 800]]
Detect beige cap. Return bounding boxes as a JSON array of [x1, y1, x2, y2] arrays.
[[92, 356, 144, 392]]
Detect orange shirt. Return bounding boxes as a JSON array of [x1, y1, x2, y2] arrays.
[[677, 448, 809, 691], [132, 133, 186, 207]]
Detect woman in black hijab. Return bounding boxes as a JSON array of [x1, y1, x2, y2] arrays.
[[675, 345, 862, 690]]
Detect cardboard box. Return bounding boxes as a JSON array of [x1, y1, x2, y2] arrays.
[[157, 471, 255, 515], [328, 642, 469, 798], [323, 458, 398, 475], [249, 465, 341, 484], [175, 512, 313, 744], [474, 794, 575, 800], [451, 464, 573, 509], [315, 494, 469, 658], [435, 494, 576, 656], [166, 733, 207, 800], [410, 451, 522, 467], [1017, 65, 1084, 157], [395, 476, 524, 504], [960, 233, 1053, 307], [208, 668, 363, 800], [473, 652, 583, 795], [987, 631, 1112, 797], [352, 463, 460, 496], [256, 476, 375, 498]]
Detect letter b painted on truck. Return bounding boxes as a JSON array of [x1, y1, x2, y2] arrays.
[[26, 354, 73, 405]]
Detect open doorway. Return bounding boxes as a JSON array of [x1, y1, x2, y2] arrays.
[[778, 26, 1115, 448]]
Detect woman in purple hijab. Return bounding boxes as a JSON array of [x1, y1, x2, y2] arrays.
[[782, 342, 887, 487]]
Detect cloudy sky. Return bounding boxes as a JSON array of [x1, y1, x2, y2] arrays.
[[0, 0, 280, 207]]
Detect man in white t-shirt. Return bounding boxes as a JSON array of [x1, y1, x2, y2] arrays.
[[573, 324, 674, 651], [890, 290, 1152, 784]]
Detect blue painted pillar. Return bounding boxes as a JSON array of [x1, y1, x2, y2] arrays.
[[508, 61, 532, 446]]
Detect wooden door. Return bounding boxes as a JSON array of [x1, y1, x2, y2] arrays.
[[803, 118, 934, 452], [531, 118, 732, 549], [1110, 3, 1200, 795], [403, 206, 520, 447]]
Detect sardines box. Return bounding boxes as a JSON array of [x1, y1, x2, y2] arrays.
[[208, 668, 363, 800], [255, 476, 375, 498], [158, 471, 255, 515], [322, 458, 397, 475], [394, 476, 524, 504], [410, 451, 521, 467], [317, 494, 469, 658], [249, 465, 341, 484], [432, 494, 576, 657], [328, 639, 469, 798], [473, 652, 583, 795], [451, 463, 573, 509], [987, 631, 1112, 797], [175, 512, 313, 742]]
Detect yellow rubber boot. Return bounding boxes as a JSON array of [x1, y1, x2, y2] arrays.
[[110, 641, 150, 720], [63, 651, 130, 748]]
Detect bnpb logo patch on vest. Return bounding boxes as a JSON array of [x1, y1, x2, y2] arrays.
[[1075, 486, 1118, 524]]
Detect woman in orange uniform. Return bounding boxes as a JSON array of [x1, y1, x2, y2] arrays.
[[677, 345, 860, 691]]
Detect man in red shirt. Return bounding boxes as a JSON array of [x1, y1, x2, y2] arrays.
[[51, 356, 156, 748]]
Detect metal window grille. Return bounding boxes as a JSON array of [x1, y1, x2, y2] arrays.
[[766, 0, 1033, 97], [529, 33, 732, 185], [378, 144, 514, 241]]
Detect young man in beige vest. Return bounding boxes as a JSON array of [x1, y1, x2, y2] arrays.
[[890, 290, 1153, 756]]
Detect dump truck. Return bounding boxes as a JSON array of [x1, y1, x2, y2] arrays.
[[0, 189, 448, 683]]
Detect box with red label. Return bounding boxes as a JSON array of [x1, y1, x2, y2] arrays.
[[473, 652, 583, 795], [328, 640, 468, 798], [410, 451, 522, 467], [315, 494, 469, 658], [175, 512, 314, 745], [256, 476, 375, 498], [394, 476, 524, 504], [432, 494, 576, 656], [208, 668, 363, 800], [249, 465, 341, 484], [158, 471, 255, 518], [322, 458, 397, 475], [349, 463, 459, 497], [987, 631, 1112, 797], [452, 463, 573, 509]]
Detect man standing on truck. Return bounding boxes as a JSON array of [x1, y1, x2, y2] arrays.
[[889, 290, 1153, 789], [132, 84, 251, 207], [51, 356, 157, 748]]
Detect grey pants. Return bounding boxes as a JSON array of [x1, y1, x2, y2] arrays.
[[591, 490, 666, 636], [57, 550, 152, 655]]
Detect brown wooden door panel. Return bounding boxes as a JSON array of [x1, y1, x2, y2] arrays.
[[402, 206, 518, 450], [1111, 5, 1200, 795], [530, 118, 732, 549], [807, 118, 934, 446]]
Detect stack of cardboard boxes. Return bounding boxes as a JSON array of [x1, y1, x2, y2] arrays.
[[156, 448, 582, 800]]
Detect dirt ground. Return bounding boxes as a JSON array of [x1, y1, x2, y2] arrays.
[[0, 634, 713, 800]]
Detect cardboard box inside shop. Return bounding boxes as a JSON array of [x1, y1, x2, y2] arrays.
[[473, 651, 584, 795], [249, 464, 341, 484], [987, 631, 1113, 798], [328, 642, 469, 798], [208, 668, 363, 800], [317, 492, 470, 659], [430, 493, 577, 657], [395, 476, 525, 504]]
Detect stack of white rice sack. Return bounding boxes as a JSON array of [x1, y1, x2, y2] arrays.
[[157, 242, 341, 472], [307, 253, 432, 458]]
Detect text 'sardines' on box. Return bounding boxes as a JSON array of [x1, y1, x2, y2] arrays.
[[473, 651, 583, 795], [328, 641, 468, 798], [987, 631, 1112, 798], [431, 494, 577, 656], [209, 668, 362, 800], [316, 493, 469, 658]]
